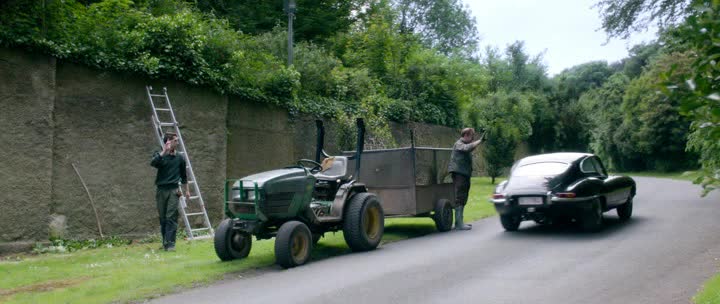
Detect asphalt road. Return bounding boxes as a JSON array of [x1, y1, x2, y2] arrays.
[[151, 177, 720, 304]]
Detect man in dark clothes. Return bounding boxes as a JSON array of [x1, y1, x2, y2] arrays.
[[150, 133, 190, 251], [447, 128, 483, 230]]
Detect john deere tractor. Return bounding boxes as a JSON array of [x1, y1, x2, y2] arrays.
[[214, 119, 384, 268]]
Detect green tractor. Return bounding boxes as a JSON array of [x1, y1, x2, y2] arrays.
[[214, 119, 384, 268]]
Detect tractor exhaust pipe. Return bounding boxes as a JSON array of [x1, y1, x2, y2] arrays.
[[355, 118, 365, 180], [315, 120, 325, 163]]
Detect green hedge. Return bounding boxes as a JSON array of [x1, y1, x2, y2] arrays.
[[0, 0, 480, 133]]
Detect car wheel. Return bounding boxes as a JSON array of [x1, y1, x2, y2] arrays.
[[432, 199, 454, 232], [275, 221, 313, 268], [617, 197, 633, 221], [500, 214, 521, 231], [343, 193, 384, 252], [214, 219, 252, 261], [581, 199, 604, 232]]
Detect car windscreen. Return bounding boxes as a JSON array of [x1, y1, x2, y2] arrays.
[[512, 162, 570, 177]]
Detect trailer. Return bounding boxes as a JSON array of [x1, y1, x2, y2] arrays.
[[345, 136, 456, 231]]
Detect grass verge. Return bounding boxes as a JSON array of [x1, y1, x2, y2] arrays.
[[695, 274, 720, 304], [0, 177, 500, 303]]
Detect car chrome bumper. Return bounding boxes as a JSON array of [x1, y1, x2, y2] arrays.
[[491, 195, 599, 216]]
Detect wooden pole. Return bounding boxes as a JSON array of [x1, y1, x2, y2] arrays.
[[72, 163, 104, 238]]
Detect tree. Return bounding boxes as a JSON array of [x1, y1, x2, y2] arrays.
[[596, 0, 718, 194], [193, 0, 365, 43], [550, 61, 614, 152], [621, 42, 661, 77], [595, 0, 692, 39], [661, 0, 720, 195], [580, 73, 630, 170], [392, 0, 479, 57], [467, 91, 534, 184]]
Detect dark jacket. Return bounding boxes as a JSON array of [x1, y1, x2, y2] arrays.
[[150, 151, 187, 189], [448, 139, 478, 177]]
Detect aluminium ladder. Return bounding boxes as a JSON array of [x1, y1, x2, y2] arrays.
[[146, 86, 214, 240]]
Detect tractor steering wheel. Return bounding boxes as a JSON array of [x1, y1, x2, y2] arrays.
[[297, 159, 323, 174]]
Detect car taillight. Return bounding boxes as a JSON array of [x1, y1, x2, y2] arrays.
[[492, 194, 505, 199], [555, 192, 577, 198]]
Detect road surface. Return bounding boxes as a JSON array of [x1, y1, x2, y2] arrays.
[[151, 177, 720, 304]]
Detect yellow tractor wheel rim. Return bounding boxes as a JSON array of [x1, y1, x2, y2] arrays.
[[291, 231, 309, 262], [362, 205, 381, 240]]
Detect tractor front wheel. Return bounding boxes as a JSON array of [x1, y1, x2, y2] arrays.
[[214, 219, 252, 261], [275, 221, 313, 268]]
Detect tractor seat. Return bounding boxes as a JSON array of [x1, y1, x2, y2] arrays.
[[314, 156, 349, 181]]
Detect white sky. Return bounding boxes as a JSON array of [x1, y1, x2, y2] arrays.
[[465, 0, 658, 76]]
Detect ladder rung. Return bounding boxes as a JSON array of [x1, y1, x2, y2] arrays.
[[155, 108, 171, 111], [150, 94, 166, 97], [159, 122, 176, 127], [189, 196, 200, 200], [191, 228, 211, 232], [185, 212, 205, 216]]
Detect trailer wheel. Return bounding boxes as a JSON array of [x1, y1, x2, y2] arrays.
[[343, 192, 384, 252], [275, 221, 313, 268], [433, 199, 454, 232], [214, 219, 252, 261]]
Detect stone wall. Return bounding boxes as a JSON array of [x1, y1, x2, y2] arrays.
[[0, 48, 56, 247]]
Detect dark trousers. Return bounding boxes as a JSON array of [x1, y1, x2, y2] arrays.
[[156, 187, 180, 248], [452, 173, 471, 207]]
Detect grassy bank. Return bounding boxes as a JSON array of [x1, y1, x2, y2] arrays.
[[0, 177, 499, 303], [695, 274, 720, 304]]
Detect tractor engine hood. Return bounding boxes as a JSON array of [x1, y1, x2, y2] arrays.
[[237, 168, 307, 188]]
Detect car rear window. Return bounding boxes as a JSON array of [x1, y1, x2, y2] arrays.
[[513, 162, 570, 176]]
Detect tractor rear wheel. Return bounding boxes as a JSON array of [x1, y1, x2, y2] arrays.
[[343, 192, 384, 252], [275, 221, 313, 268], [214, 219, 252, 261], [433, 199, 453, 232]]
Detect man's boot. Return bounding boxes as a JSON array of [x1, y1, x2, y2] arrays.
[[455, 206, 472, 230]]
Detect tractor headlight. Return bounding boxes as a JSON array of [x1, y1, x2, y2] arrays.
[[245, 190, 256, 201]]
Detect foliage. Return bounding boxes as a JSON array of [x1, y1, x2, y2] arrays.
[[580, 73, 632, 170], [622, 42, 662, 77], [595, 0, 692, 39], [549, 61, 615, 152], [392, 0, 480, 57], [192, 0, 365, 43], [467, 91, 534, 183], [619, 51, 695, 171], [0, 0, 481, 128], [661, 0, 720, 195]]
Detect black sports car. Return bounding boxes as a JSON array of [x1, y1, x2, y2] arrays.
[[490, 153, 635, 232]]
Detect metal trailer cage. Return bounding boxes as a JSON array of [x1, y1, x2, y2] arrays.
[[344, 143, 455, 217]]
